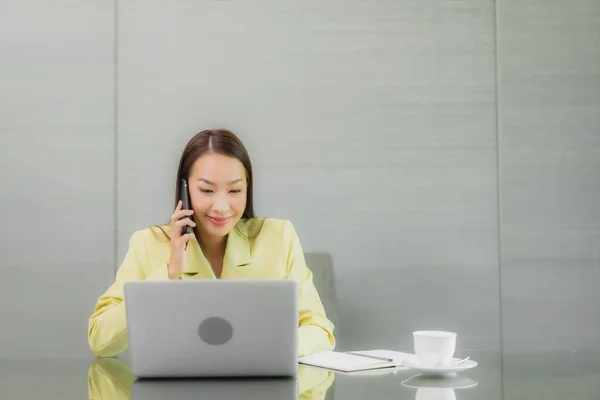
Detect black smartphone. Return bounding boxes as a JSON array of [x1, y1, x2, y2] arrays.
[[180, 179, 194, 235]]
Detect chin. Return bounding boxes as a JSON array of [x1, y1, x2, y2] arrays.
[[204, 224, 234, 237], [202, 228, 227, 238]]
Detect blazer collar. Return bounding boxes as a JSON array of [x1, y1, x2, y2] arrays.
[[223, 220, 252, 268], [183, 220, 251, 275]]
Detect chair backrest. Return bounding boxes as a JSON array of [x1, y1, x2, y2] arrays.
[[303, 252, 339, 329]]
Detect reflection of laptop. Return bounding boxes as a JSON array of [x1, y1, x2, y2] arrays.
[[123, 280, 298, 378], [132, 377, 298, 400]]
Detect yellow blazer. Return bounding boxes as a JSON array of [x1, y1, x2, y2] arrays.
[[88, 218, 335, 358]]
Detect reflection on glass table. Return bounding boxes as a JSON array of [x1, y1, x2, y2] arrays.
[[402, 373, 478, 400], [87, 357, 335, 400]]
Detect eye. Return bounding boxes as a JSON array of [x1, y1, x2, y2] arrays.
[[230, 189, 242, 194], [200, 189, 213, 194]]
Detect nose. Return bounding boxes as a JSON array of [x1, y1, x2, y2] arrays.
[[211, 193, 230, 215]]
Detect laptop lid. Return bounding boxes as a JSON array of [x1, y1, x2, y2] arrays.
[[124, 279, 298, 378]]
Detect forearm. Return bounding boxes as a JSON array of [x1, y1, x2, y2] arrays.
[[88, 264, 170, 357], [298, 323, 335, 357], [88, 301, 128, 357]]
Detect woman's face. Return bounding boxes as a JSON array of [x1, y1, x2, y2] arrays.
[[187, 153, 248, 240]]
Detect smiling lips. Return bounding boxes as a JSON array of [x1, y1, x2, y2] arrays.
[[207, 216, 231, 226]]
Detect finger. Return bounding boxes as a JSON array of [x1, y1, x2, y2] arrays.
[[182, 232, 197, 242], [171, 209, 193, 224], [174, 218, 196, 228], [171, 201, 182, 223], [173, 208, 195, 220]]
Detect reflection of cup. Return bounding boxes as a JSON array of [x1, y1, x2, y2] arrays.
[[415, 387, 456, 400], [402, 373, 478, 400], [413, 331, 456, 367]]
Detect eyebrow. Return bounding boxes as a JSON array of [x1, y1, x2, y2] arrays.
[[197, 178, 244, 185]]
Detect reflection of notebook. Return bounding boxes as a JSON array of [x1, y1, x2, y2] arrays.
[[299, 350, 411, 373]]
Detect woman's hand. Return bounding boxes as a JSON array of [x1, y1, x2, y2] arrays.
[[167, 200, 196, 279]]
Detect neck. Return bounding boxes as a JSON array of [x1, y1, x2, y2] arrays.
[[198, 233, 227, 259]]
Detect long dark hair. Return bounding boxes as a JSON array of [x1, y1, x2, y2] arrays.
[[153, 129, 262, 240]]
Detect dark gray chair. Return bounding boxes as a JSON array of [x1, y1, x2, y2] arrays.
[[304, 252, 339, 333]]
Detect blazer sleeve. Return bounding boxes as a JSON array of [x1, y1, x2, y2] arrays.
[[283, 221, 336, 356], [87, 230, 170, 357]]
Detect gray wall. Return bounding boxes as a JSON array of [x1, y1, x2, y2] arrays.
[[116, 0, 500, 354], [0, 0, 597, 358], [498, 0, 600, 354], [0, 2, 115, 357]]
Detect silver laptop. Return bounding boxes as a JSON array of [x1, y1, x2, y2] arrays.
[[123, 279, 298, 378]]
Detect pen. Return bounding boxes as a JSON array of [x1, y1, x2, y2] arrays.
[[346, 352, 396, 363]]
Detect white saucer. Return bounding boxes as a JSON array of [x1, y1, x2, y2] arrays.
[[402, 374, 478, 389], [401, 358, 478, 375]]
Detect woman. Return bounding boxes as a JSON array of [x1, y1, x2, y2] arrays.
[[87, 129, 335, 358]]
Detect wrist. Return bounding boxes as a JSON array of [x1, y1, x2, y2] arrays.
[[167, 262, 180, 280]]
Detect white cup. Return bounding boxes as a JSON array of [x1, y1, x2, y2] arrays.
[[413, 330, 457, 367]]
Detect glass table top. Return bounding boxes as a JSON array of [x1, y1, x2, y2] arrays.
[[0, 349, 598, 399]]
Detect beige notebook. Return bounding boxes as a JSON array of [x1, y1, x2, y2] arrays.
[[298, 350, 401, 373]]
